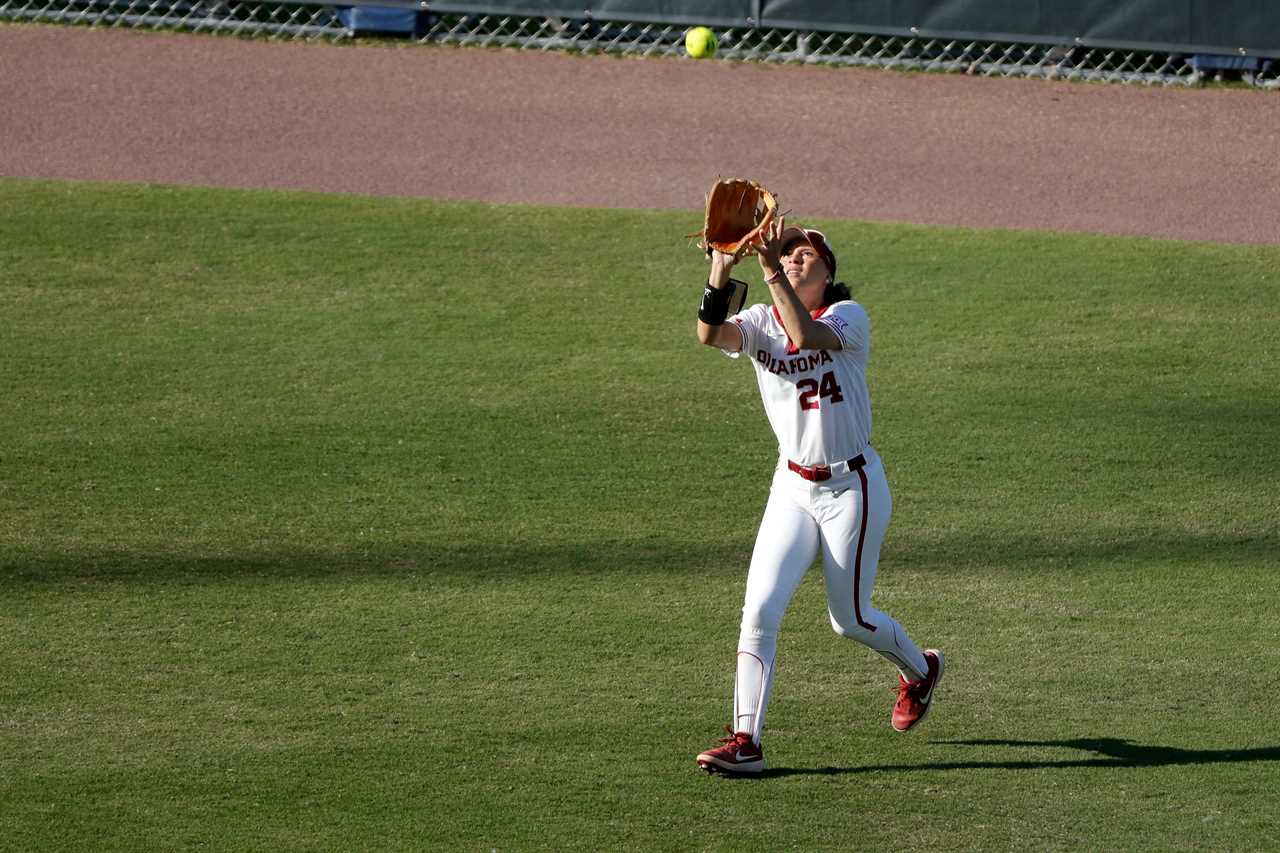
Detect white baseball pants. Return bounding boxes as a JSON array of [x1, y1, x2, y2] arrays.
[[734, 448, 929, 743]]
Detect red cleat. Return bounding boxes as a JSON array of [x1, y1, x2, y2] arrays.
[[892, 649, 944, 732], [696, 727, 765, 775]]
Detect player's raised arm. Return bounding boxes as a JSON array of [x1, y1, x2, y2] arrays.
[[755, 217, 842, 352], [696, 250, 744, 352]]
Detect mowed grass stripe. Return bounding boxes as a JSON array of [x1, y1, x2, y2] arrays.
[[2, 178, 1278, 851]]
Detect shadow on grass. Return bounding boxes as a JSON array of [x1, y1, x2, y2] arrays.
[[760, 738, 1280, 778], [2, 531, 1276, 584], [0, 541, 742, 584]]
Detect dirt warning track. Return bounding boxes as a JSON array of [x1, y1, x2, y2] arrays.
[[3, 24, 1278, 244]]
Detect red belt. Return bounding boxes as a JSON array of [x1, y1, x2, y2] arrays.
[[788, 454, 867, 482]]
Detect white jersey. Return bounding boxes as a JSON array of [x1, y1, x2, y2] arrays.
[[728, 300, 872, 465]]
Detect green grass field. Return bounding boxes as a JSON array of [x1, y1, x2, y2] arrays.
[[2, 177, 1278, 851]]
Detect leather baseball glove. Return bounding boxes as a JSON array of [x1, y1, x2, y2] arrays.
[[692, 178, 778, 257]]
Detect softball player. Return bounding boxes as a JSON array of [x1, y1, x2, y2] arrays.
[[693, 216, 944, 775]]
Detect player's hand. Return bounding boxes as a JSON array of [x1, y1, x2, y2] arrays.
[[709, 247, 743, 267], [707, 248, 742, 287], [755, 215, 785, 276]]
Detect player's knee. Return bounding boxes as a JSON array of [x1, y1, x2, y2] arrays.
[[740, 602, 784, 637], [829, 612, 875, 643]]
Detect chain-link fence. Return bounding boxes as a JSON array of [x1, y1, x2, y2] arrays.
[[0, 0, 346, 37], [5, 0, 1279, 89]]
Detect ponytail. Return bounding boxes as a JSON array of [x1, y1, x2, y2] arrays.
[[824, 280, 852, 304]]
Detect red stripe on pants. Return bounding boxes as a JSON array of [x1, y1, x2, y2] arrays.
[[853, 467, 876, 632]]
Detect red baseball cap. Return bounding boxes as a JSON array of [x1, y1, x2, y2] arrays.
[[779, 227, 837, 280]]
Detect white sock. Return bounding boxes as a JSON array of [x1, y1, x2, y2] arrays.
[[734, 629, 777, 744]]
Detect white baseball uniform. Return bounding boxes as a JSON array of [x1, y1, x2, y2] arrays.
[[724, 300, 929, 744]]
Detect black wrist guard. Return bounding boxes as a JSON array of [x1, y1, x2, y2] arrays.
[[698, 278, 748, 325], [699, 283, 732, 325]]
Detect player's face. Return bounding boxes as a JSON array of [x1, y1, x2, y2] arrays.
[[782, 242, 831, 310]]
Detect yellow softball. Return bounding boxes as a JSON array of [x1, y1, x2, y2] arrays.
[[685, 27, 717, 59]]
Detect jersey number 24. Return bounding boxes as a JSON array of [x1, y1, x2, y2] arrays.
[[797, 371, 845, 411]]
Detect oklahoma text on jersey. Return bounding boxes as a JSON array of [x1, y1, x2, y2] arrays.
[[755, 349, 833, 376]]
